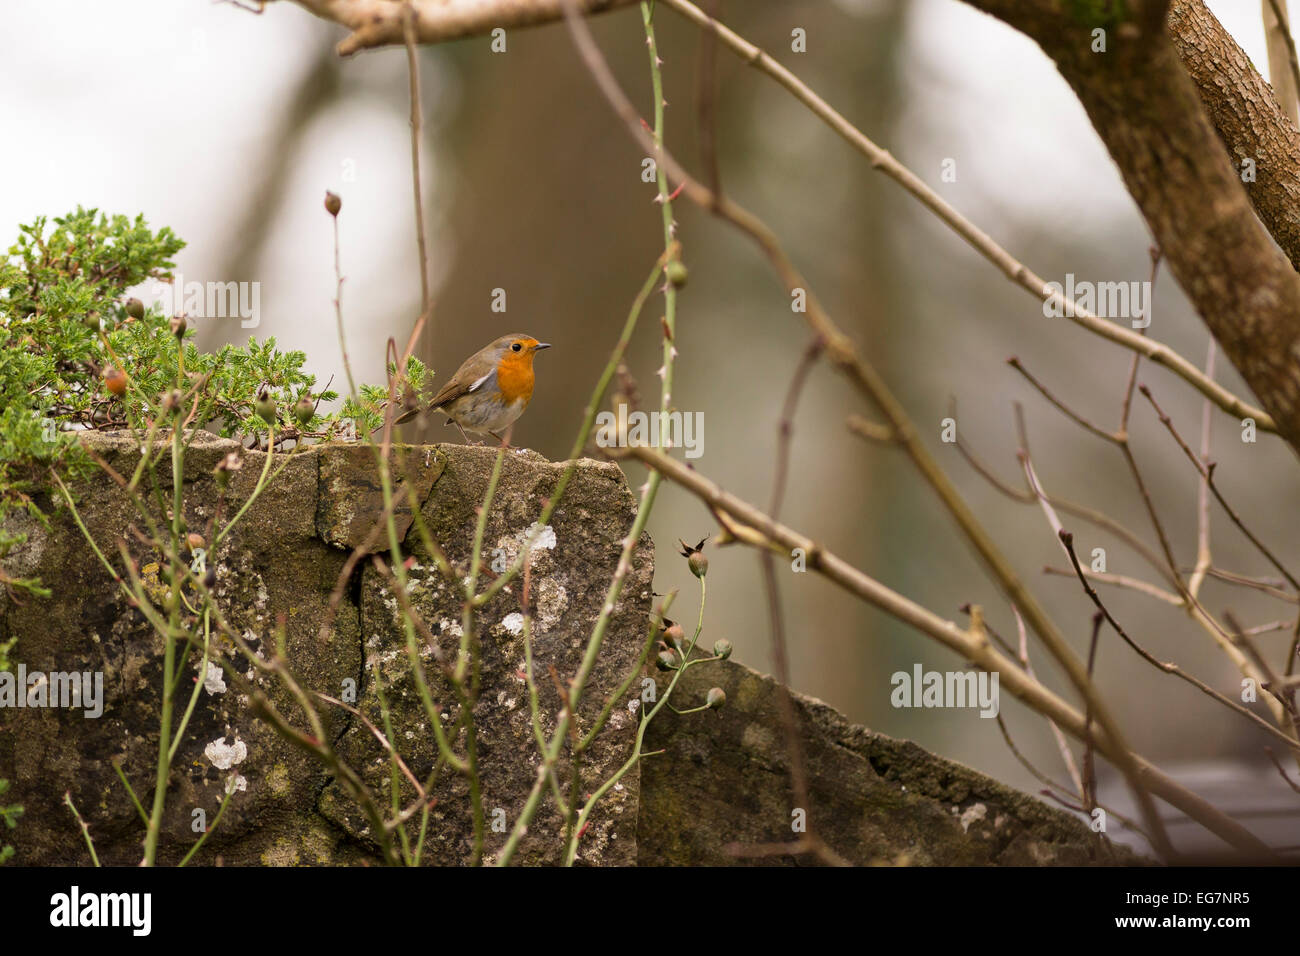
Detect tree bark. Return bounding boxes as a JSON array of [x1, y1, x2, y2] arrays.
[[1168, 1, 1300, 273]]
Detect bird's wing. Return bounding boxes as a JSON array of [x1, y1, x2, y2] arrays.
[[393, 366, 492, 424], [429, 369, 491, 409]]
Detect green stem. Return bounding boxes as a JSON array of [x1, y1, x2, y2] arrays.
[[212, 430, 276, 551], [642, 0, 679, 436], [142, 415, 189, 866], [111, 761, 149, 826], [65, 792, 101, 867], [169, 609, 211, 764], [143, 601, 176, 866]]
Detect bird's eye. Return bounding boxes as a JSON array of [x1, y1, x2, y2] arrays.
[[511, 343, 522, 352]]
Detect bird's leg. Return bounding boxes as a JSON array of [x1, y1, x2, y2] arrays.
[[446, 419, 482, 445], [491, 426, 515, 450]]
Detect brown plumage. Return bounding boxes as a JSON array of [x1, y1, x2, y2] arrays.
[[395, 334, 551, 441]]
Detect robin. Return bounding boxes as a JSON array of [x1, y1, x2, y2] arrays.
[[394, 333, 551, 443]]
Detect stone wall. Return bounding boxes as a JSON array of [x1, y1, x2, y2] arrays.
[[0, 433, 1125, 865]]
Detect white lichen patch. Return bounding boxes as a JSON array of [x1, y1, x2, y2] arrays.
[[959, 802, 987, 834], [202, 662, 227, 695], [205, 736, 248, 770], [501, 612, 526, 635], [365, 643, 404, 669], [494, 522, 558, 571]]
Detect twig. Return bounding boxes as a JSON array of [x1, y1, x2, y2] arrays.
[[403, 2, 432, 324], [1002, 604, 1083, 798], [1200, 567, 1296, 603], [315, 690, 427, 799], [1041, 566, 1183, 606], [1190, 341, 1216, 598], [64, 792, 101, 867], [1059, 530, 1300, 753], [1265, 746, 1300, 794], [329, 192, 357, 402], [1265, 0, 1300, 119], [993, 711, 1143, 854], [950, 397, 1180, 591], [1141, 383, 1300, 592], [1118, 246, 1160, 434], [755, 335, 824, 861], [1012, 359, 1287, 725], [1009, 356, 1117, 444], [694, 0, 723, 197], [846, 414, 894, 443], [1082, 612, 1102, 816]]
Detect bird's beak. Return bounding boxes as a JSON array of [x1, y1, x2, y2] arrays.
[[533, 342, 552, 351]]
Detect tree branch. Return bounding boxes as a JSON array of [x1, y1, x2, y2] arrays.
[[1169, 0, 1300, 271], [275, 0, 636, 54]]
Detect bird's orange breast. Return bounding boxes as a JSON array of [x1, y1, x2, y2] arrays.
[[495, 353, 535, 404]]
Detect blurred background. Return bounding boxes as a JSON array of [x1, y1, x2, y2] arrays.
[[4, 0, 1298, 853]]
